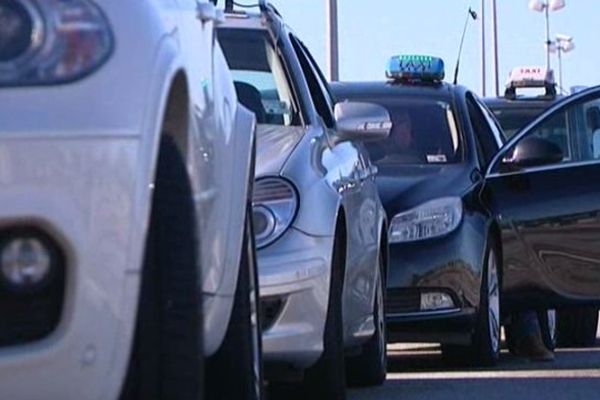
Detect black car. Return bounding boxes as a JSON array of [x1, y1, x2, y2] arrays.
[[484, 70, 598, 348], [333, 56, 600, 366]]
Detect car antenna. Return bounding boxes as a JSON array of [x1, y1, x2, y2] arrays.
[[453, 7, 478, 85]]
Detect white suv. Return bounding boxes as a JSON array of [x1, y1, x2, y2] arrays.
[[0, 1, 261, 399]]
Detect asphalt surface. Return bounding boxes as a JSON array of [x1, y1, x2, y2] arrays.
[[349, 324, 600, 400]]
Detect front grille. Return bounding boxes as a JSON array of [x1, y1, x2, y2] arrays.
[[260, 296, 285, 332], [0, 230, 66, 348], [385, 289, 420, 315]]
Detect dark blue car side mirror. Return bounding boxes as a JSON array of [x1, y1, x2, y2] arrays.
[[504, 137, 564, 169]]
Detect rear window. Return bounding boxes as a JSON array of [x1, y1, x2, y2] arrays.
[[362, 98, 462, 165], [491, 107, 546, 138]]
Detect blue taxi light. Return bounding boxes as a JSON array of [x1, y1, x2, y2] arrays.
[[386, 55, 445, 82]]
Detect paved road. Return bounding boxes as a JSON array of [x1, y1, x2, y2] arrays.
[[350, 326, 600, 400]]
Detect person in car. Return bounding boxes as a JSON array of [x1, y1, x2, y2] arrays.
[[377, 109, 426, 164]]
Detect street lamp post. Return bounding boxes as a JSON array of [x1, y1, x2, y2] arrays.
[[550, 34, 575, 92], [481, 0, 486, 96], [490, 0, 500, 96], [326, 0, 339, 81], [529, 0, 565, 69]]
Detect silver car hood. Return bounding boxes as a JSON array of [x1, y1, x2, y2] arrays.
[[256, 124, 306, 176]]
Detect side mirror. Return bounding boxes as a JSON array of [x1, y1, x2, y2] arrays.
[[504, 137, 564, 168], [332, 101, 391, 145]]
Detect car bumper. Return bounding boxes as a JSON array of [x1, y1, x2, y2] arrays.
[[258, 228, 333, 371], [0, 134, 145, 400], [386, 308, 477, 345], [386, 219, 485, 344]]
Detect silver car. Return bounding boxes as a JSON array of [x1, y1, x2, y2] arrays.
[[219, 2, 390, 398]]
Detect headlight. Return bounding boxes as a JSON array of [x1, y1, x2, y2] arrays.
[[389, 197, 463, 243], [0, 0, 114, 87], [253, 177, 298, 249]]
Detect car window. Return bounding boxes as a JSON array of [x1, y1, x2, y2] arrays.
[[289, 34, 335, 129], [525, 112, 572, 162], [297, 40, 336, 114], [476, 99, 505, 146], [506, 96, 600, 165], [218, 28, 299, 126], [491, 106, 547, 138], [360, 98, 462, 165], [467, 95, 499, 166]]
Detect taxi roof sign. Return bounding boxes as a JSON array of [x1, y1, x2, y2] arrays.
[[386, 55, 445, 83], [505, 66, 556, 99], [506, 66, 555, 89]]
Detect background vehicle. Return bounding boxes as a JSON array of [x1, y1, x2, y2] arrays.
[[0, 1, 260, 399], [219, 2, 390, 398], [333, 56, 507, 366], [484, 67, 599, 348], [334, 56, 600, 367], [482, 84, 600, 352]]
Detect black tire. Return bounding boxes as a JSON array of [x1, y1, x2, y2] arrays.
[[538, 309, 557, 351], [302, 229, 347, 400], [346, 252, 386, 387], [443, 244, 501, 366], [206, 207, 263, 400], [120, 136, 203, 400], [556, 306, 599, 347]]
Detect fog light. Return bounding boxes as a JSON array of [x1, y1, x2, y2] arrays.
[[0, 237, 52, 289], [420, 292, 455, 311]]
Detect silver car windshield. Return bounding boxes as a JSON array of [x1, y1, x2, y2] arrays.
[[219, 28, 299, 126], [365, 99, 462, 165]]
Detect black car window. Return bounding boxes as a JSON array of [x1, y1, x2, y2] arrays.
[[466, 94, 498, 166], [509, 97, 600, 164], [491, 107, 547, 138], [476, 98, 505, 145], [289, 34, 335, 129], [298, 40, 336, 114], [218, 28, 300, 126], [361, 98, 462, 165]]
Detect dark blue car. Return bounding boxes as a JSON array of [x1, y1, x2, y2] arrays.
[[333, 56, 600, 365]]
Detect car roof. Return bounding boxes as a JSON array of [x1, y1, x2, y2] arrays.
[[331, 81, 461, 103]]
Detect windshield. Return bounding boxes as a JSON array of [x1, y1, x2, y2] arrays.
[[218, 28, 299, 126], [491, 107, 547, 138], [363, 98, 462, 165]]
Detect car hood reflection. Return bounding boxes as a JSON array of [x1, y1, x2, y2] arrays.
[[375, 164, 471, 215], [256, 124, 305, 177]]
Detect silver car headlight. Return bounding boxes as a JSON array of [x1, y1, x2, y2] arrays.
[[389, 197, 463, 243], [0, 0, 114, 87], [252, 177, 298, 249]]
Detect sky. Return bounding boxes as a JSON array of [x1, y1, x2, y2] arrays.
[[267, 0, 600, 97]]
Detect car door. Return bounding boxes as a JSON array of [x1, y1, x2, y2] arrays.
[[290, 35, 378, 335], [483, 86, 600, 308]]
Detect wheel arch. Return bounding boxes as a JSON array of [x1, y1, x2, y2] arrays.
[[160, 71, 191, 158]]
